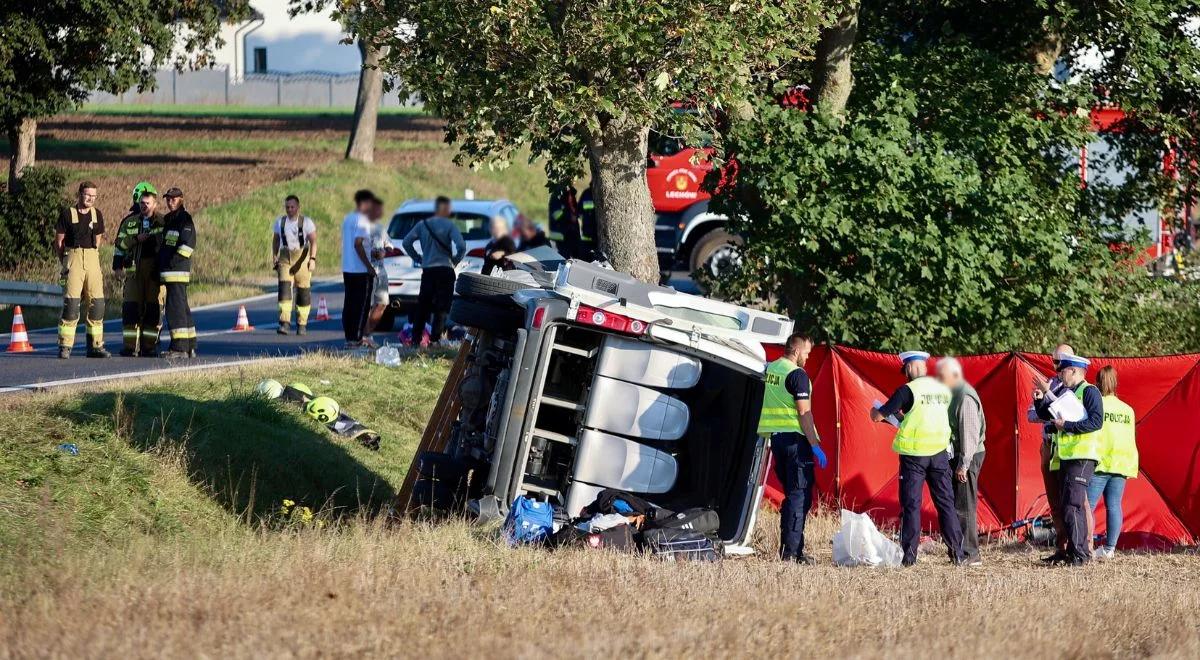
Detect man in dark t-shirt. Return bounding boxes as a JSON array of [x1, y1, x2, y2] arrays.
[[54, 181, 109, 359]]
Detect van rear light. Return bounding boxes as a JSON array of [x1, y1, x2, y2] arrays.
[[532, 306, 547, 329], [573, 304, 646, 335], [467, 247, 486, 258]]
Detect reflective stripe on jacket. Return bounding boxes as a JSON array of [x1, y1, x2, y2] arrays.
[[758, 357, 801, 433]]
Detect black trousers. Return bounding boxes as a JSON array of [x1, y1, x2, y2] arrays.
[[1059, 458, 1097, 563], [163, 282, 195, 352], [898, 451, 964, 565], [342, 272, 374, 343], [771, 432, 815, 560], [411, 266, 456, 343], [952, 451, 985, 562]]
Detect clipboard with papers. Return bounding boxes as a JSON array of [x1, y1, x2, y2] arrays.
[[1046, 391, 1087, 423]]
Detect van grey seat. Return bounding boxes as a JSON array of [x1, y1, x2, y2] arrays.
[[583, 376, 690, 440], [563, 430, 679, 516]]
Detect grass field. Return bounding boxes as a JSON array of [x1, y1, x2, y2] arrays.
[[2, 353, 1199, 658]]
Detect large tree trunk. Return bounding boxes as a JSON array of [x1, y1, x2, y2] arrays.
[[346, 39, 388, 163], [586, 120, 659, 283], [6, 117, 36, 191], [811, 3, 860, 115]]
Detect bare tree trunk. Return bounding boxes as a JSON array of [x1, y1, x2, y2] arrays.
[[586, 120, 659, 283], [6, 117, 36, 191], [811, 3, 860, 115], [346, 39, 388, 163]]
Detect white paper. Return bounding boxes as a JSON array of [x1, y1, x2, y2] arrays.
[[1047, 393, 1086, 422], [873, 400, 900, 428]]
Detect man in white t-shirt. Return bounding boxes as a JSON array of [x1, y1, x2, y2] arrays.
[[341, 190, 378, 348], [272, 194, 319, 335], [365, 197, 401, 336]]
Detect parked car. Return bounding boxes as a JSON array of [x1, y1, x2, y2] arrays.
[[410, 251, 793, 552], [377, 198, 522, 330]]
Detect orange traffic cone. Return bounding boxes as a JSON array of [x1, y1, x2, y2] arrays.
[[6, 305, 34, 353], [315, 296, 331, 321], [232, 305, 254, 332]]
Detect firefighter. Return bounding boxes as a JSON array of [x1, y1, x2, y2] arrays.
[[1034, 354, 1104, 565], [54, 181, 110, 359], [759, 333, 828, 563], [157, 187, 197, 358], [272, 194, 318, 335], [114, 186, 165, 357], [871, 351, 965, 566]]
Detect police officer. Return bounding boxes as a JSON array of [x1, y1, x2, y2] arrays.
[[54, 181, 109, 359], [871, 351, 965, 566], [1089, 365, 1137, 559], [1034, 354, 1103, 565], [158, 187, 197, 358], [760, 333, 828, 563], [114, 186, 165, 357], [272, 194, 318, 335]]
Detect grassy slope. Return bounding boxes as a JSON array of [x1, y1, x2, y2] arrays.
[[2, 354, 1200, 656]]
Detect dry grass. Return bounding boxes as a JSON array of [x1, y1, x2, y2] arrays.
[[2, 354, 1200, 658]]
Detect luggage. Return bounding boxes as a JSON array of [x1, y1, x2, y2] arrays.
[[644, 528, 722, 562], [650, 507, 720, 541], [504, 496, 554, 546], [585, 524, 636, 552], [585, 489, 658, 518]]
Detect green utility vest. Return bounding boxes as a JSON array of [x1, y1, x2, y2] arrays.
[[1097, 394, 1138, 478], [1054, 382, 1104, 465], [893, 376, 952, 457], [758, 358, 802, 434]]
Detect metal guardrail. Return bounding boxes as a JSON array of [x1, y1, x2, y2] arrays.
[[0, 280, 62, 307]]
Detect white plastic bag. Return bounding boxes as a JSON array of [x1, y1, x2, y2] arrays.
[[831, 509, 903, 567], [375, 345, 401, 367]]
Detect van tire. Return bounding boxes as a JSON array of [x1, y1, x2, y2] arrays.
[[455, 272, 527, 303], [450, 297, 524, 332]]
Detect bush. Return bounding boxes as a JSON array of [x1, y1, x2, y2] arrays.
[[0, 166, 69, 271]]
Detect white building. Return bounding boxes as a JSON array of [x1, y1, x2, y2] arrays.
[[213, 0, 361, 79]]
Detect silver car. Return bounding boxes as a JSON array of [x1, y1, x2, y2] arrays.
[[410, 254, 793, 553]]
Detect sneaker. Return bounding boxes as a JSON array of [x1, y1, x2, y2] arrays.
[[967, 559, 983, 567], [794, 555, 815, 565], [86, 346, 111, 359], [119, 348, 137, 357], [58, 347, 71, 360], [296, 324, 307, 336], [188, 349, 198, 358], [362, 337, 379, 349], [1094, 547, 1115, 560], [159, 350, 190, 359], [277, 322, 290, 335]]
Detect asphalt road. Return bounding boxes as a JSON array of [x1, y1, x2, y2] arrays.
[[0, 271, 700, 393], [0, 281, 354, 393]]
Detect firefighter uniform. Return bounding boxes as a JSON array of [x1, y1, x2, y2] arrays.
[[877, 351, 964, 566], [114, 210, 165, 356], [274, 214, 316, 333], [158, 191, 197, 356], [760, 356, 816, 562], [55, 206, 108, 358]]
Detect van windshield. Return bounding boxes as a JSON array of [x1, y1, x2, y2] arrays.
[[652, 305, 741, 330], [388, 212, 491, 241]]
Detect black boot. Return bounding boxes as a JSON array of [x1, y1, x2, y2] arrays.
[[86, 346, 111, 358], [296, 324, 306, 336], [277, 321, 290, 335], [58, 346, 71, 359]]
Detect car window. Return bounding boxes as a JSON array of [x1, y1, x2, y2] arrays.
[[388, 212, 491, 241], [651, 305, 741, 330]]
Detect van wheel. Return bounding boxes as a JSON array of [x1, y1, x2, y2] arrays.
[[455, 272, 527, 303], [689, 230, 744, 280], [450, 297, 524, 332]]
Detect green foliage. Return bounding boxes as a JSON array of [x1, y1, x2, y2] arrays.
[[0, 1, 249, 131], [354, 0, 832, 183], [0, 166, 68, 270]]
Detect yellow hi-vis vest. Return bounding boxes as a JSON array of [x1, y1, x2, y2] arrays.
[[893, 376, 952, 457], [1097, 394, 1138, 478], [1054, 383, 1104, 464], [758, 358, 802, 434]]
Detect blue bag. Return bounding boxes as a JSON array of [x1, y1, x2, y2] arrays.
[[504, 496, 554, 546]]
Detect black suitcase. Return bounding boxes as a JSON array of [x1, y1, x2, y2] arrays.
[[585, 524, 636, 552], [643, 528, 722, 562]]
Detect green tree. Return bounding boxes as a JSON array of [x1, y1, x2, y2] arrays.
[[0, 1, 249, 190], [711, 1, 1200, 353], [357, 0, 835, 282]]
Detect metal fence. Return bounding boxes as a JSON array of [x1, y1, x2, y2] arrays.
[[87, 67, 421, 108], [0, 281, 62, 308]]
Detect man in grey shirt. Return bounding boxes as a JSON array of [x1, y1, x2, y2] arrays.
[[938, 357, 986, 565], [402, 196, 466, 344]]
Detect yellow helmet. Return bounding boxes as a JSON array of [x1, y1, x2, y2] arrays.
[[288, 382, 313, 397], [305, 396, 340, 424], [254, 379, 284, 399]]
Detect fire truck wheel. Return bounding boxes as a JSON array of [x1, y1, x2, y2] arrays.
[[690, 230, 744, 280]]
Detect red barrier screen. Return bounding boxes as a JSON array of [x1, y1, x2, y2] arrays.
[[761, 346, 1200, 550]]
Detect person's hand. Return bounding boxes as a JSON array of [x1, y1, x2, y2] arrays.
[[1032, 372, 1050, 394], [956, 467, 968, 483], [308, 257, 316, 271], [1053, 417, 1066, 430], [135, 233, 149, 243], [272, 260, 280, 270], [811, 444, 828, 469]]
